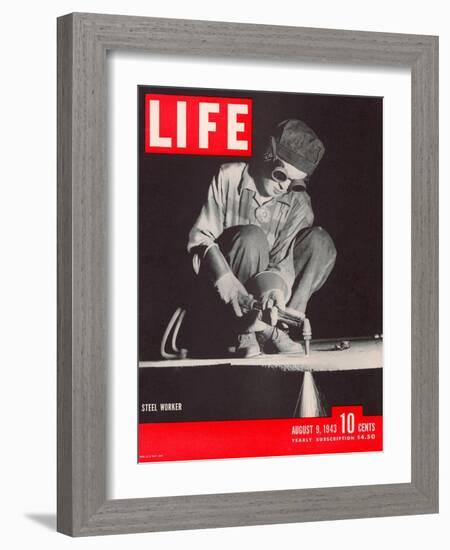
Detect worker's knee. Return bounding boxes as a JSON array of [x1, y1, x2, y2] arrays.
[[227, 224, 269, 252], [295, 226, 337, 265], [310, 227, 337, 261], [236, 224, 268, 247], [217, 224, 270, 258]]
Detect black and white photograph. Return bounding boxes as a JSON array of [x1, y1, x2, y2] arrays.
[[138, 85, 383, 461]]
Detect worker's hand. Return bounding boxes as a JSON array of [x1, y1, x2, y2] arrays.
[[260, 289, 286, 326], [215, 272, 251, 318]]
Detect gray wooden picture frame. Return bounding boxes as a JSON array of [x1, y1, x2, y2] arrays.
[[57, 12, 439, 537]]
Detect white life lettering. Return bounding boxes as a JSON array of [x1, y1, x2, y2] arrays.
[[149, 100, 172, 147], [228, 103, 248, 150], [199, 102, 220, 149], [176, 101, 187, 148]]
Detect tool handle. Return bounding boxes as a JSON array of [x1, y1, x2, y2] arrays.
[[247, 299, 305, 328]]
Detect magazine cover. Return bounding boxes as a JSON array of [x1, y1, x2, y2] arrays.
[[138, 85, 383, 462]]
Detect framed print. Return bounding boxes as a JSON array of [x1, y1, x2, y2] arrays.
[[137, 85, 383, 463], [57, 13, 438, 536]]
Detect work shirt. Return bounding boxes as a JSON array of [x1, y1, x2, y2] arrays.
[[188, 162, 314, 292]]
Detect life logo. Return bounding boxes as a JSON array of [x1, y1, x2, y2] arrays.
[[144, 94, 252, 156]]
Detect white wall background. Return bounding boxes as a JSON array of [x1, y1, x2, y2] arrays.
[[0, 1, 446, 548]]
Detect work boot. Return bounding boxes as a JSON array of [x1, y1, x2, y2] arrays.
[[257, 325, 303, 354], [233, 332, 261, 358]]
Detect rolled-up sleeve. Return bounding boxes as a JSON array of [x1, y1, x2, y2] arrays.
[[267, 194, 314, 297], [187, 167, 227, 272]]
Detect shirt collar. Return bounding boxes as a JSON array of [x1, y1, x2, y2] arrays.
[[239, 163, 294, 207]]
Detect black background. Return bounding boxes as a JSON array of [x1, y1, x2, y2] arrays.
[[139, 85, 383, 361], [139, 366, 382, 422]]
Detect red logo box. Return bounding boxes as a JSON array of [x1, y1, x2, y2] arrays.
[[144, 93, 253, 156]]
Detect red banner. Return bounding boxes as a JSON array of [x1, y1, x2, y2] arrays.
[[139, 406, 382, 462], [144, 93, 253, 156]]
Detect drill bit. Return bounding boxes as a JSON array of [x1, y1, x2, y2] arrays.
[[302, 317, 312, 356]]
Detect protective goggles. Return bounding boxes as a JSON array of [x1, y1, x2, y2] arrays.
[[263, 137, 307, 191]]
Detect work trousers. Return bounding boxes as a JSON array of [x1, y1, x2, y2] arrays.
[[185, 224, 336, 357], [216, 224, 337, 314]]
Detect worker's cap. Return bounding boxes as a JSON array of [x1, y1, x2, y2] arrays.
[[272, 119, 325, 176]]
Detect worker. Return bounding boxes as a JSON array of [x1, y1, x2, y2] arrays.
[[187, 119, 337, 357]]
